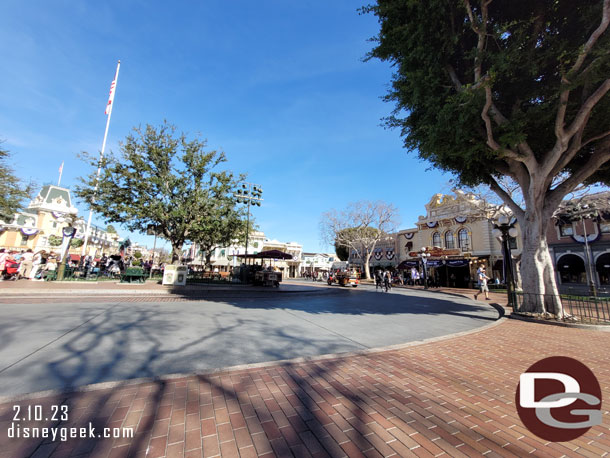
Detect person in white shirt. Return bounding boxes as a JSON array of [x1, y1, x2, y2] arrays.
[[19, 249, 34, 279], [29, 250, 47, 280], [474, 266, 490, 300]]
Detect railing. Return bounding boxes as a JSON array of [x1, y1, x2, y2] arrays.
[[514, 292, 610, 324]]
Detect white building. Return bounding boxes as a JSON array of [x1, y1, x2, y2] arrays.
[[301, 253, 338, 275], [193, 231, 304, 278]]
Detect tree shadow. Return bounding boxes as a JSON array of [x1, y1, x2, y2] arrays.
[[0, 343, 567, 457], [0, 287, 509, 457]]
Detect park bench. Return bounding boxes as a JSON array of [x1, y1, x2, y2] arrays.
[[120, 267, 146, 283]]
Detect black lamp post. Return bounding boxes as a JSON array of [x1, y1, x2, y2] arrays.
[[418, 246, 430, 289], [233, 182, 263, 259], [563, 203, 599, 297], [492, 214, 518, 310], [56, 210, 78, 281]]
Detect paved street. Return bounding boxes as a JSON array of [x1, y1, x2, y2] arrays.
[[1, 317, 608, 457], [0, 285, 497, 398]]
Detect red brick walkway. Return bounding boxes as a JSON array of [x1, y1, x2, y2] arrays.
[[1, 319, 608, 458]]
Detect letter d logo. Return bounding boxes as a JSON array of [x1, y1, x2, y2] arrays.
[[519, 372, 580, 408], [516, 356, 602, 442]]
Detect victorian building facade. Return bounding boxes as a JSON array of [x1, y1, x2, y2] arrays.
[[547, 192, 610, 295], [191, 231, 304, 278], [301, 253, 338, 275], [0, 185, 121, 259], [347, 191, 522, 286]]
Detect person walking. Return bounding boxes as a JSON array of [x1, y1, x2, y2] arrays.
[[474, 266, 490, 300], [29, 250, 46, 280], [18, 249, 34, 279], [383, 270, 391, 292], [375, 270, 383, 291], [0, 249, 7, 281]]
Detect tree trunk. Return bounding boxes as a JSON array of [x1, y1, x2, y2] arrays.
[[205, 253, 213, 271], [518, 203, 563, 317], [171, 243, 183, 265], [363, 252, 372, 279]]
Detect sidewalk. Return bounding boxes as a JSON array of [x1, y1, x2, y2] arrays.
[[0, 279, 329, 299], [1, 318, 608, 457]]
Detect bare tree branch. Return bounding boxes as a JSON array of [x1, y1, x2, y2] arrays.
[[319, 201, 400, 279], [549, 137, 610, 202], [488, 176, 525, 221]]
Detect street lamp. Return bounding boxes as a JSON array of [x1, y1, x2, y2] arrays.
[[562, 202, 599, 296], [418, 246, 431, 289], [55, 209, 78, 281], [233, 182, 263, 260], [492, 214, 519, 310]]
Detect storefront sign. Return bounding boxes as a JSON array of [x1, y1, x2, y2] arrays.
[[408, 248, 461, 257]]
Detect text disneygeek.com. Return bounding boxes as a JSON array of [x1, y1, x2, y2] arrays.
[[8, 423, 134, 442]]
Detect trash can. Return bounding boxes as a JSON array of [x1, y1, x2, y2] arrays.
[[162, 265, 188, 286]]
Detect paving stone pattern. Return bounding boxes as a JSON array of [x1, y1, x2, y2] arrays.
[[0, 319, 608, 457]]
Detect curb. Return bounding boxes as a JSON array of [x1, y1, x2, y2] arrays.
[[0, 308, 506, 404], [508, 312, 610, 331], [0, 287, 339, 297]]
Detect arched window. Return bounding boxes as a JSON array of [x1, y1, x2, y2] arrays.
[[557, 254, 586, 284], [596, 253, 610, 285], [458, 229, 469, 250], [445, 231, 455, 249], [432, 232, 441, 247]]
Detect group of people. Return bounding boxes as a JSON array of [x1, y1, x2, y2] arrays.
[[303, 270, 328, 281], [0, 248, 161, 281], [375, 269, 394, 291], [0, 248, 59, 281]]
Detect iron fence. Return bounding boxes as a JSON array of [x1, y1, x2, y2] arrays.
[[514, 292, 610, 324]]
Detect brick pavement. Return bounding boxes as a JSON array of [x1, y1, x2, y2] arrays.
[[1, 318, 608, 457]]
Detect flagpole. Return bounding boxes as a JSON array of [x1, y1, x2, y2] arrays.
[[82, 60, 121, 258], [58, 161, 64, 187]]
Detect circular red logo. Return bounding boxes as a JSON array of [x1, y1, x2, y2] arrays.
[[515, 356, 602, 442]]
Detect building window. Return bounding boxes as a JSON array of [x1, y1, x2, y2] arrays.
[[432, 232, 441, 247], [559, 224, 574, 237], [20, 235, 29, 246], [600, 221, 610, 233], [445, 231, 455, 249], [509, 237, 518, 250], [52, 222, 57, 228], [458, 229, 469, 250]]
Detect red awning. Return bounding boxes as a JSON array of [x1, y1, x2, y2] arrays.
[[69, 254, 81, 261]]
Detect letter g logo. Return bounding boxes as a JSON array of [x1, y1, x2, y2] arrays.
[[516, 357, 602, 442]]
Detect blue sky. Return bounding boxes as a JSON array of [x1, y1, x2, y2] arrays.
[[1, 0, 453, 252]]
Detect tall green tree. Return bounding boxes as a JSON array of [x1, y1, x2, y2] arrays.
[[334, 237, 350, 261], [187, 186, 251, 269], [76, 122, 241, 263], [365, 0, 610, 315], [0, 144, 33, 222]]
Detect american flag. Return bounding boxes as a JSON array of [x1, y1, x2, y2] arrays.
[[105, 79, 117, 115]]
